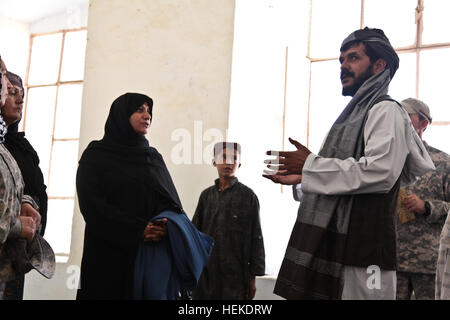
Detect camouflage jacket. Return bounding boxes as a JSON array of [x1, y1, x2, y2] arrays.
[[0, 144, 37, 282], [397, 142, 450, 274]]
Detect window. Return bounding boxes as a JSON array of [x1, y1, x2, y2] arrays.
[[22, 28, 87, 262], [308, 0, 450, 153], [229, 0, 311, 277], [230, 0, 450, 277]]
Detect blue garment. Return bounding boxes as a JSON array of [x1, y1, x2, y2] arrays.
[[133, 211, 214, 300]]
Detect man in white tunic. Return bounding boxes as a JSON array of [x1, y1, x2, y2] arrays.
[[263, 27, 435, 300]]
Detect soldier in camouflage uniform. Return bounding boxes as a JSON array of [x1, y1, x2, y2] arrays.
[[0, 59, 41, 299], [396, 98, 450, 300]]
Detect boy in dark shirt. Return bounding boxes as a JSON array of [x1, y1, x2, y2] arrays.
[[192, 142, 265, 300]]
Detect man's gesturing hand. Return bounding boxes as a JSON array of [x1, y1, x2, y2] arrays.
[[262, 169, 302, 186], [264, 138, 311, 175]]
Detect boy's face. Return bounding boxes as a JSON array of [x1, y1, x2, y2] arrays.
[[213, 148, 241, 179]]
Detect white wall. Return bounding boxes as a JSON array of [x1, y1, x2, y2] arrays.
[[77, 0, 235, 223], [25, 0, 236, 300], [0, 16, 30, 80], [21, 5, 91, 301], [30, 2, 89, 34], [228, 0, 311, 280]]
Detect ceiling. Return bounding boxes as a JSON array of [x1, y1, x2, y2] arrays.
[[0, 0, 89, 24]]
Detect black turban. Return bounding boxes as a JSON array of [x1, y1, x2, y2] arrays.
[[340, 27, 399, 79]]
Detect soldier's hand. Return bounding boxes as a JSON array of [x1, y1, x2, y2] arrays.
[[20, 202, 41, 230], [404, 194, 426, 214], [19, 216, 37, 242]]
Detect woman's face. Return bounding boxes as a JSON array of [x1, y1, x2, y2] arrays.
[[2, 78, 24, 126], [129, 102, 151, 135]]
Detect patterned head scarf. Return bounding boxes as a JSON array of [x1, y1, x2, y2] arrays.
[[0, 71, 25, 143], [4, 71, 25, 134], [340, 27, 399, 79], [6, 71, 24, 98], [0, 113, 7, 143]]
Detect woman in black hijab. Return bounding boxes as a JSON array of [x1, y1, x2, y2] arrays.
[[76, 93, 184, 300], [3, 73, 48, 235]]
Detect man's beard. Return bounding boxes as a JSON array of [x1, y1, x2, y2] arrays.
[[341, 64, 374, 97]]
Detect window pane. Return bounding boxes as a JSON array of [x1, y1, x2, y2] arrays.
[[54, 84, 83, 139], [388, 52, 416, 101], [24, 86, 57, 184], [422, 0, 450, 45], [48, 141, 79, 197], [419, 48, 450, 121], [308, 60, 350, 153], [60, 30, 87, 81], [28, 33, 62, 85], [424, 125, 450, 155], [364, 0, 417, 48], [259, 191, 302, 276], [310, 0, 361, 59], [44, 199, 74, 254]]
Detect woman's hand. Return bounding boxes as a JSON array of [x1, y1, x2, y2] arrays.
[[142, 218, 168, 242]]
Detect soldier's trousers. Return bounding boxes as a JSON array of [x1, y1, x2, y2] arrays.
[[396, 271, 435, 300]]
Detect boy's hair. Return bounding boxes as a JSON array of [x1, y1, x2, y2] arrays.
[[213, 142, 241, 158]]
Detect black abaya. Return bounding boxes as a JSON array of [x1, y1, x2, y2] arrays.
[[76, 93, 183, 299]]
